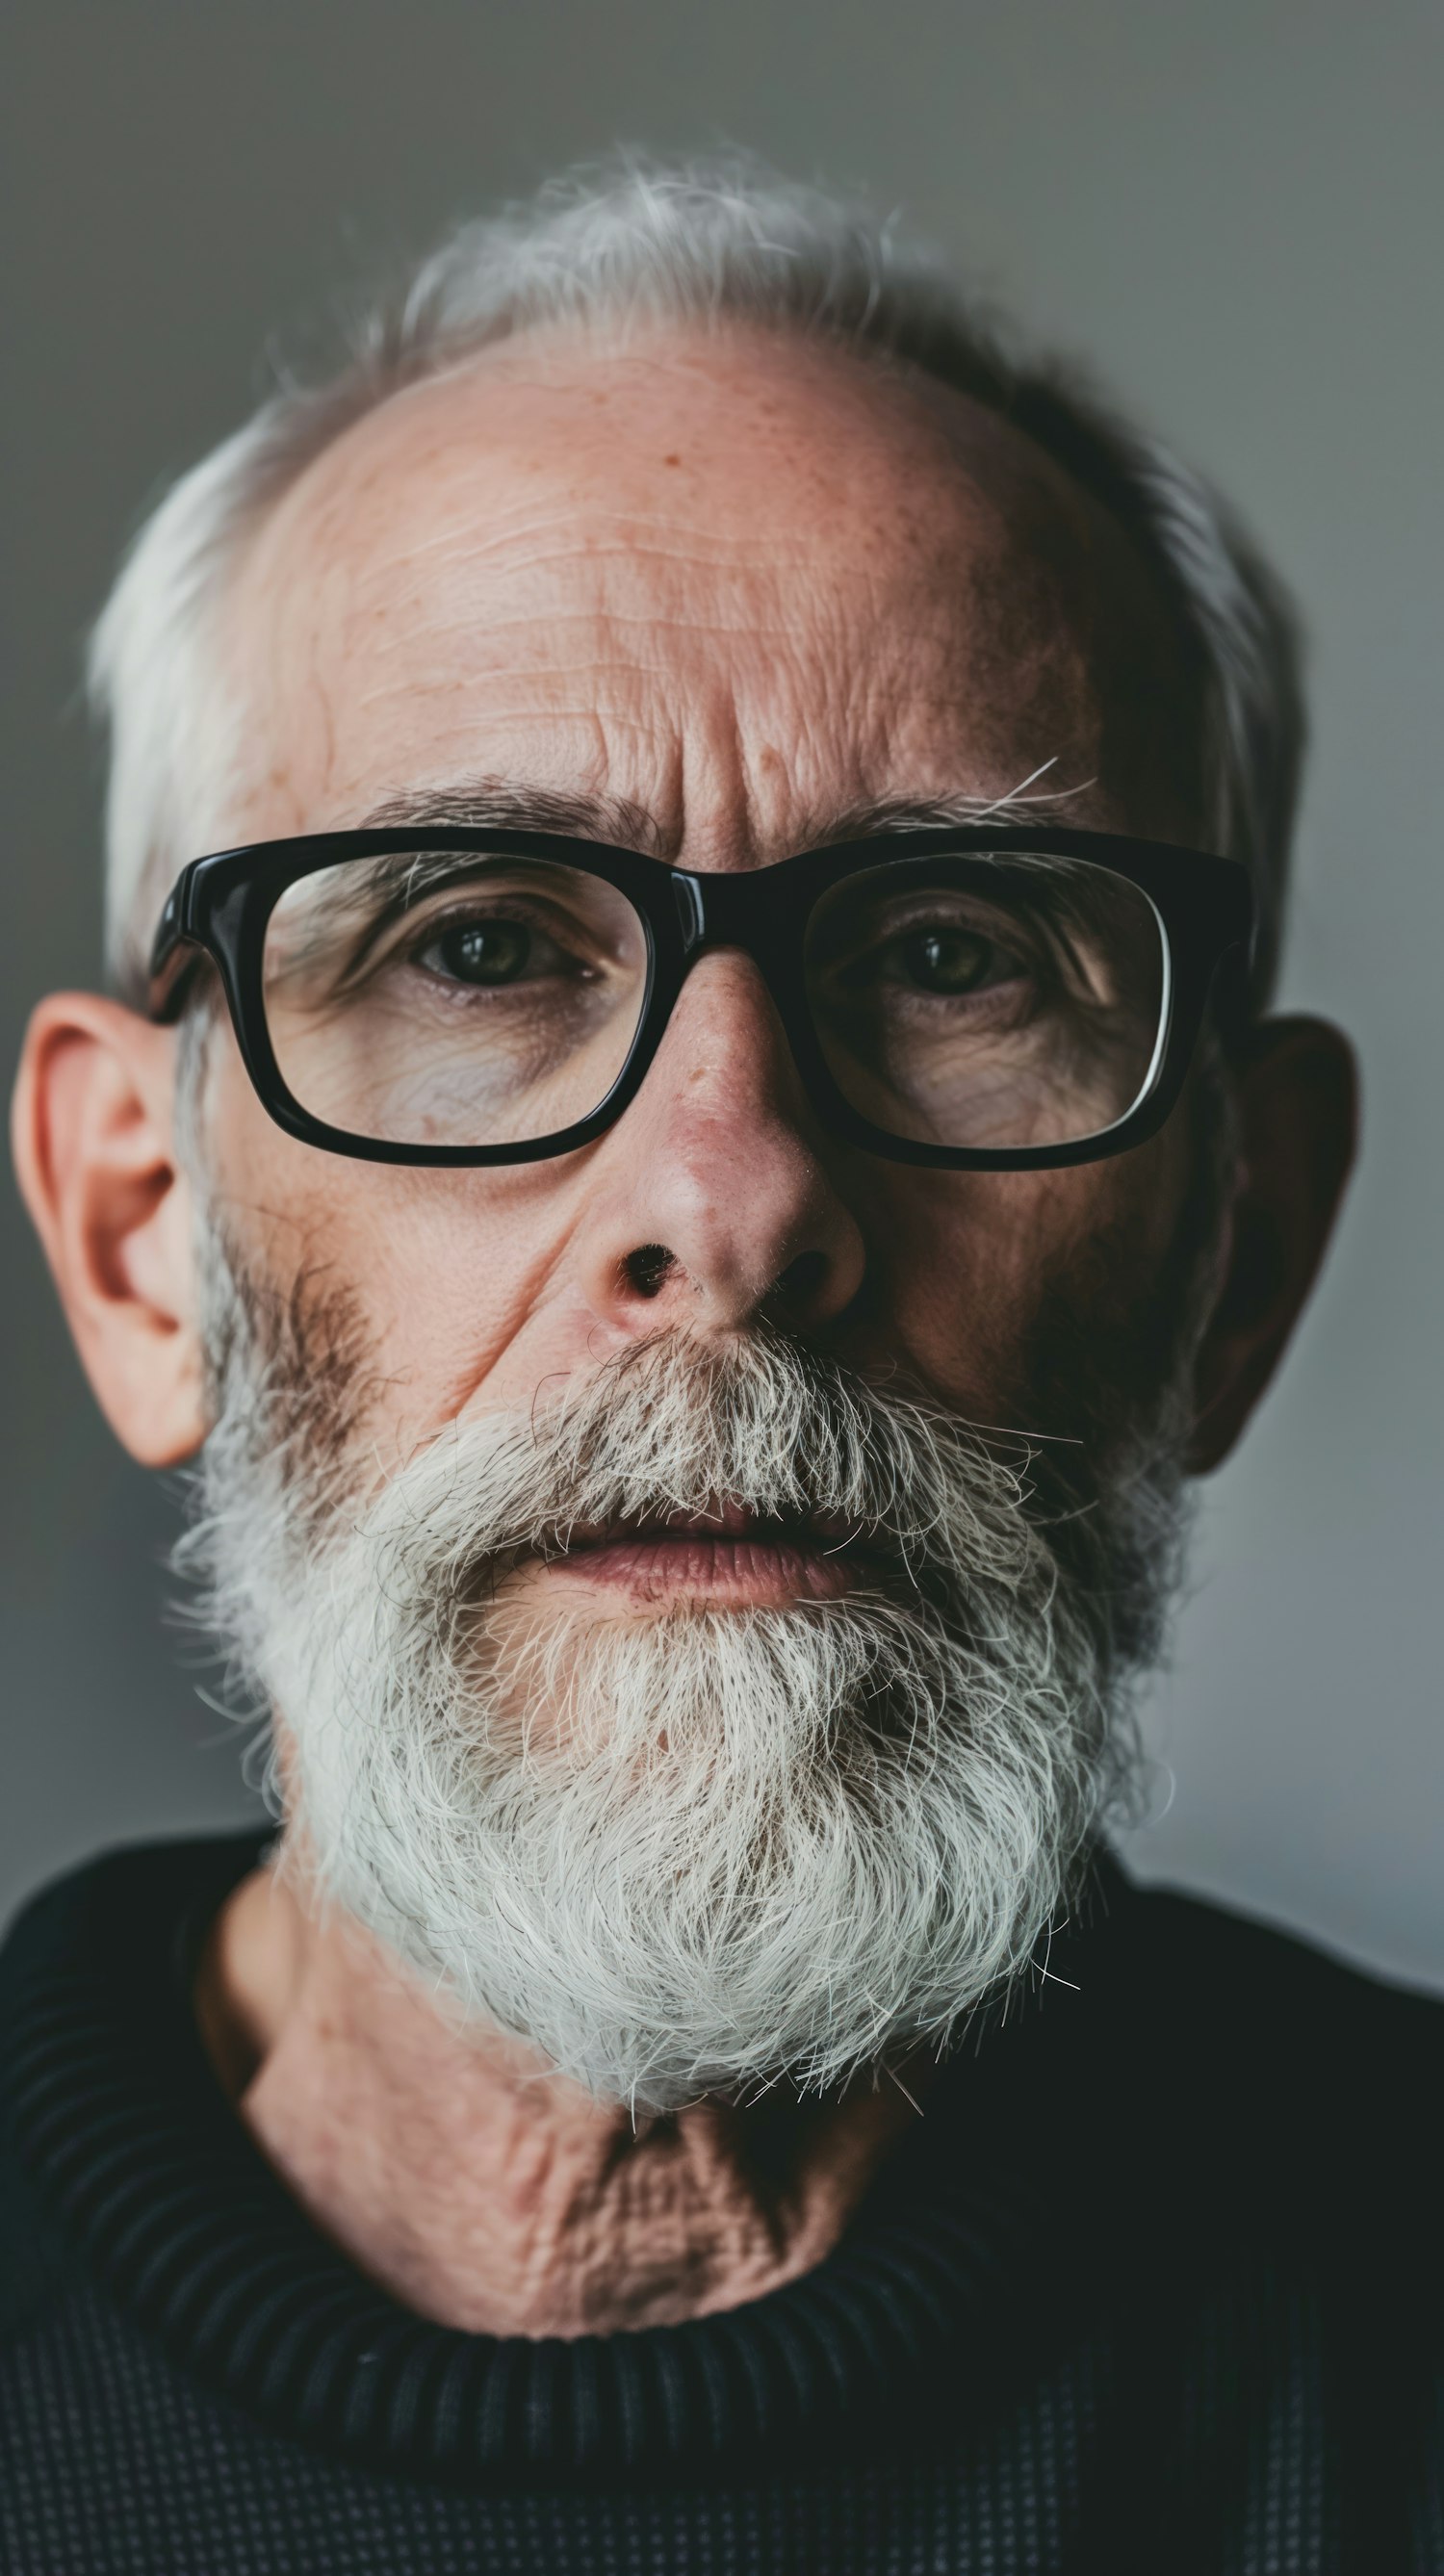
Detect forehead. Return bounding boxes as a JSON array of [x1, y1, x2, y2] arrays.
[[224, 324, 1199, 854]]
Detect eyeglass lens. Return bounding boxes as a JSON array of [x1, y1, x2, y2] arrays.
[[804, 856, 1168, 1151], [260, 849, 1168, 1152], [263, 854, 651, 1146]]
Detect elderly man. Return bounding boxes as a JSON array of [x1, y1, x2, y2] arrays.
[[2, 160, 1437, 2573]]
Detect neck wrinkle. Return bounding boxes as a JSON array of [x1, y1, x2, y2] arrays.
[[197, 1854, 928, 2338]]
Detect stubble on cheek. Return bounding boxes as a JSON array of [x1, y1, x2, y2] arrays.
[[1013, 1087, 1228, 1480], [202, 1217, 381, 1522], [876, 1069, 1220, 1487]]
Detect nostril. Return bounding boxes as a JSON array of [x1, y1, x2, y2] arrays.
[[624, 1243, 677, 1301], [772, 1248, 830, 1318]]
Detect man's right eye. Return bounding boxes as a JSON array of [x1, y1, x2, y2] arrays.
[[418, 918, 537, 985]]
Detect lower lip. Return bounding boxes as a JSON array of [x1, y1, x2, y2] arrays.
[[545, 1533, 877, 1607]]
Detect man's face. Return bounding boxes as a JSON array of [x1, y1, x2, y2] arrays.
[[163, 324, 1225, 2104], [204, 323, 1207, 1493], [11, 310, 1357, 2108]]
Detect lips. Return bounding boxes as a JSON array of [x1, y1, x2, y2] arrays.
[[542, 1500, 882, 1607]]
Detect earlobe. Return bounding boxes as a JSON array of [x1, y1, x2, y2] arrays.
[[11, 992, 210, 1467], [1187, 1016, 1359, 1472]]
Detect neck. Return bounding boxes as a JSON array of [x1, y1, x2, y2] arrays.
[[193, 1853, 927, 2337]]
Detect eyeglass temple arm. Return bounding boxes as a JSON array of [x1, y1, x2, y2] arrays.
[[145, 884, 206, 1024]]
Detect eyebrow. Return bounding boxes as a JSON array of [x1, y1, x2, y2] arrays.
[[350, 766, 1101, 861], [354, 780, 669, 855]]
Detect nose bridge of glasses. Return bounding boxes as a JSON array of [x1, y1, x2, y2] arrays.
[[668, 864, 794, 966], [658, 868, 819, 1141]]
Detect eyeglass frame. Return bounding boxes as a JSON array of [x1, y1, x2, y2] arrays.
[[145, 823, 1255, 1173]]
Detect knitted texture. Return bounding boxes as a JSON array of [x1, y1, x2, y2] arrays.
[[1, 1835, 1440, 2573]]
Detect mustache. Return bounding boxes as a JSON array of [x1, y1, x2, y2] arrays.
[[358, 1327, 1045, 1602]]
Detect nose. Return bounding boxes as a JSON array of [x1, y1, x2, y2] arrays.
[[575, 949, 867, 1341]]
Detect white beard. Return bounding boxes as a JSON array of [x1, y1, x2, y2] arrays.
[[182, 1237, 1188, 2112]]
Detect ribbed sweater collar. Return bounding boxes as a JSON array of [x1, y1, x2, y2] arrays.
[[0, 1833, 1127, 2486]]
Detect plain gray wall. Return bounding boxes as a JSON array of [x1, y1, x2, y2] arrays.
[[5, 0, 1441, 1985]]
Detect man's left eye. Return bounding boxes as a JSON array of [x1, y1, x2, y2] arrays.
[[894, 929, 1009, 993]]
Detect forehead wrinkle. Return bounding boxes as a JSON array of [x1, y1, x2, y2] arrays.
[[342, 548, 1001, 684], [269, 374, 1008, 623], [347, 513, 834, 590], [361, 606, 856, 657], [250, 327, 1118, 664], [352, 536, 904, 642], [299, 617, 1104, 855], [252, 369, 1063, 642], [230, 331, 1190, 857], [462, 665, 1005, 753], [343, 591, 993, 727], [397, 502, 831, 556]]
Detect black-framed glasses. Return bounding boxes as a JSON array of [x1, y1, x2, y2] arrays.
[[146, 825, 1253, 1172]]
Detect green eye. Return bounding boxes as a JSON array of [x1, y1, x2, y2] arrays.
[[431, 920, 531, 985], [901, 929, 995, 992]]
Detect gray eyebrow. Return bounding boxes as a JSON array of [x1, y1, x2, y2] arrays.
[[809, 770, 1102, 845], [347, 766, 1101, 864], [352, 779, 666, 855]]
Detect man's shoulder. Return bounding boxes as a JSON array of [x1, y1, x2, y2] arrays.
[[1112, 1861, 1443, 2035], [1094, 1859, 1443, 2207], [0, 1831, 269, 2341], [0, 1829, 271, 1973]]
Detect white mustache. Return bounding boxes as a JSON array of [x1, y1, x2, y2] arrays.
[[357, 1327, 1041, 1604]]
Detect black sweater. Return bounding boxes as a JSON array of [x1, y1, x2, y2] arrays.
[[0, 1833, 1439, 2573]]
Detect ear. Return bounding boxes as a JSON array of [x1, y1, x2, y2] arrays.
[[11, 992, 208, 1466], [1188, 1015, 1358, 1473]]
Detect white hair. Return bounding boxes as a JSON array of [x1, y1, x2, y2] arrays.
[[90, 151, 1303, 1004]]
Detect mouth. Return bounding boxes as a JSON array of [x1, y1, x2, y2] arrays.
[[540, 1500, 888, 1608]]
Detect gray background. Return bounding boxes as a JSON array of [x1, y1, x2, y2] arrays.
[[4, 0, 1441, 1983]]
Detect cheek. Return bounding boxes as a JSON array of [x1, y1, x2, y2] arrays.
[[203, 1048, 602, 1440], [857, 1122, 1194, 1419]]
